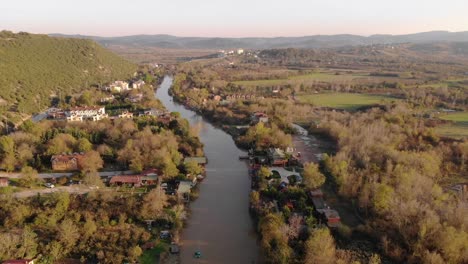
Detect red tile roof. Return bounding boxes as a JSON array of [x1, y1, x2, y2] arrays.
[[51, 154, 84, 163], [109, 175, 141, 184]]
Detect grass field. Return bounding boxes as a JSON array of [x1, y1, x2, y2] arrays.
[[297, 93, 397, 110], [233, 72, 363, 87], [440, 112, 468, 122], [437, 112, 468, 139]]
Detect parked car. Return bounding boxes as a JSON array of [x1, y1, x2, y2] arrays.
[[45, 183, 55, 188], [170, 242, 180, 254], [160, 230, 171, 239]]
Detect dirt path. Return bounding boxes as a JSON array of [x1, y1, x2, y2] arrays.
[[292, 129, 364, 228]]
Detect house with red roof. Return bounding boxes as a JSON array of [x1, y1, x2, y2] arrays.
[[51, 153, 85, 171]]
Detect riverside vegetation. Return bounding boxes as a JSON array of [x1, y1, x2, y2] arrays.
[[167, 46, 467, 263]]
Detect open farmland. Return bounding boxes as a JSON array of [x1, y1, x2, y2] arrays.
[[231, 69, 419, 89], [297, 93, 398, 110], [232, 71, 364, 87]]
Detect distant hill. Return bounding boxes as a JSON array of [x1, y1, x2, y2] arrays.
[[50, 31, 468, 50], [0, 31, 136, 121]]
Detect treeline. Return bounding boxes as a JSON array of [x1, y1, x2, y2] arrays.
[[315, 103, 468, 263], [0, 31, 136, 121]]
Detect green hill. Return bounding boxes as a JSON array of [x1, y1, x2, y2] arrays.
[[0, 31, 137, 122]]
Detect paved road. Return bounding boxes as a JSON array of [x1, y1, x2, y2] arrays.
[[11, 185, 91, 198], [0, 170, 134, 179]]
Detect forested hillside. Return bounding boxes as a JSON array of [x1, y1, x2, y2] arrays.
[[0, 31, 136, 122]]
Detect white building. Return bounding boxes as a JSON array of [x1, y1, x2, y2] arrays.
[[118, 111, 134, 119], [106, 81, 129, 92], [100, 95, 115, 103], [237, 49, 244, 55], [132, 80, 145, 89], [66, 106, 108, 122]]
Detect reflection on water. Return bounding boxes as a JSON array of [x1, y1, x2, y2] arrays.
[[155, 76, 260, 264]]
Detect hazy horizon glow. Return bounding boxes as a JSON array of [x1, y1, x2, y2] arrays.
[[2, 0, 468, 37]]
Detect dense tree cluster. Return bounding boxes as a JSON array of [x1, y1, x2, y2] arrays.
[[240, 122, 292, 149], [0, 114, 202, 178], [317, 103, 468, 263], [0, 189, 183, 263]]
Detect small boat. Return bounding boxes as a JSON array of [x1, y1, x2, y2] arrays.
[[239, 155, 250, 160]]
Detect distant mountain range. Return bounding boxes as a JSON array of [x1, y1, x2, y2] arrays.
[[50, 31, 468, 50]]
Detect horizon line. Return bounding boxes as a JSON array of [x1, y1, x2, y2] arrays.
[[3, 29, 468, 39]]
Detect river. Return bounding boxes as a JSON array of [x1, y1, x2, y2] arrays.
[[155, 76, 260, 264]]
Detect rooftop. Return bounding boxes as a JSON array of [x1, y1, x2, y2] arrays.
[[51, 153, 85, 162], [177, 181, 193, 193], [109, 175, 141, 184]]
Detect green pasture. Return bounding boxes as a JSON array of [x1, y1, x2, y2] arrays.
[[297, 93, 398, 110]]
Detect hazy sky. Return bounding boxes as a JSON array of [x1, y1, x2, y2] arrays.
[[2, 0, 467, 37]]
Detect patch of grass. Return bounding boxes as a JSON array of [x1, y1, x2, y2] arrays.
[[418, 78, 468, 89], [435, 123, 468, 139], [437, 112, 468, 139], [439, 112, 468, 122], [297, 93, 398, 110], [233, 78, 290, 86], [139, 242, 168, 264], [289, 72, 362, 82]]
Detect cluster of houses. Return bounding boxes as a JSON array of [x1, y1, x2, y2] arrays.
[[45, 152, 208, 201], [46, 105, 171, 123], [244, 108, 342, 228], [104, 80, 145, 93], [218, 49, 244, 56], [205, 94, 264, 106], [249, 146, 341, 227], [224, 94, 261, 101], [66, 106, 108, 122], [47, 106, 107, 122], [99, 92, 144, 104]]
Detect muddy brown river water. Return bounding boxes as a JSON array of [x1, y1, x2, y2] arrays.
[[155, 76, 260, 264]]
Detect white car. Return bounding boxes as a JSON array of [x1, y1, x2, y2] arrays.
[[45, 183, 55, 188]]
